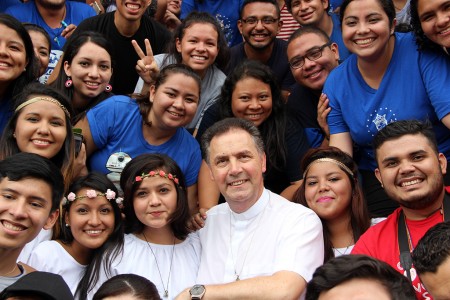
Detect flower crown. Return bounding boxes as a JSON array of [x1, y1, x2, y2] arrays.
[[62, 189, 123, 206], [135, 170, 180, 186]]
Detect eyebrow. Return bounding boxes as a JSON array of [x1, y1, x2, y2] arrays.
[[381, 150, 427, 164], [1, 187, 49, 204], [164, 87, 198, 98]]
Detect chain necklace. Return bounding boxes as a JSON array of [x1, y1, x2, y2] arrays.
[[0, 263, 18, 277], [229, 193, 269, 281], [142, 232, 176, 298], [333, 235, 354, 256]]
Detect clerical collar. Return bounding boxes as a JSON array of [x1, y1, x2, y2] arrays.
[[230, 189, 270, 221]]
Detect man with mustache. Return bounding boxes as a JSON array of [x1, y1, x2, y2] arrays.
[[352, 120, 449, 300]]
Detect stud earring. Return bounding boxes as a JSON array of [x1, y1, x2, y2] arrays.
[[65, 77, 73, 88], [13, 133, 16, 138], [105, 84, 112, 92], [65, 223, 70, 227]]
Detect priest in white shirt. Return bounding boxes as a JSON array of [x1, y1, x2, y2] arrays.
[[176, 118, 324, 300]]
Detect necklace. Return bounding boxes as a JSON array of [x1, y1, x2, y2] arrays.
[[1, 263, 18, 277], [142, 232, 175, 298], [229, 193, 269, 281], [404, 203, 445, 251], [333, 235, 354, 256]]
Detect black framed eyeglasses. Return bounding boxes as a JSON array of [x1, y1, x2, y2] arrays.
[[241, 17, 279, 25], [289, 42, 332, 69]]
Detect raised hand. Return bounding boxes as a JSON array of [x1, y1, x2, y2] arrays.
[[317, 93, 331, 140], [132, 38, 160, 84]]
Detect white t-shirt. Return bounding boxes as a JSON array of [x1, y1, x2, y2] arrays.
[[93, 233, 201, 300], [196, 189, 324, 298], [17, 229, 52, 264], [332, 217, 386, 257], [28, 240, 86, 296]]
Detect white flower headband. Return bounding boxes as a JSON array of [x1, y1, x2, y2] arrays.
[[62, 189, 123, 207]]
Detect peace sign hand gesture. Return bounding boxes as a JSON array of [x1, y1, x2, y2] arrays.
[[132, 38, 160, 84]]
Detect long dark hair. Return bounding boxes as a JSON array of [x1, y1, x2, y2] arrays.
[[135, 63, 201, 126], [120, 153, 190, 240], [50, 31, 114, 124], [0, 82, 75, 191], [163, 11, 230, 72], [219, 60, 287, 171], [58, 172, 124, 300], [410, 0, 443, 52], [293, 147, 371, 262], [0, 14, 39, 100]]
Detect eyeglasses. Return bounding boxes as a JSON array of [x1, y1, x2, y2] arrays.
[[241, 17, 279, 25], [289, 42, 332, 69]]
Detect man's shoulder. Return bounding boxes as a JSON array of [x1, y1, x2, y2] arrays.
[[76, 11, 114, 31], [5, 1, 36, 16], [355, 208, 401, 246]]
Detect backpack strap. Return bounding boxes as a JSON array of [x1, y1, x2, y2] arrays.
[[397, 190, 450, 282]]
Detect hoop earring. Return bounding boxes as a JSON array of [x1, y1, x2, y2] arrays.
[[65, 77, 73, 88], [105, 84, 112, 92]]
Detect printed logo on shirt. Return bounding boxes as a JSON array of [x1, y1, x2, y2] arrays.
[[105, 151, 132, 194]]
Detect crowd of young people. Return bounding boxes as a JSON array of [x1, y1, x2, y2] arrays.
[[0, 0, 450, 299]]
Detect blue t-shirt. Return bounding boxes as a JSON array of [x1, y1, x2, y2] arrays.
[[5, 0, 96, 83], [0, 98, 12, 135], [324, 32, 450, 171], [87, 96, 202, 188], [181, 0, 244, 47], [330, 13, 351, 61]]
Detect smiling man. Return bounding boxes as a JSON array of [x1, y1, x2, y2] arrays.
[[0, 153, 63, 291], [226, 0, 295, 100], [176, 118, 323, 300], [71, 0, 171, 95], [352, 120, 449, 300], [286, 26, 339, 149], [285, 0, 351, 60]]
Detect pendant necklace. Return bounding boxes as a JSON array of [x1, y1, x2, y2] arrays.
[[142, 232, 175, 298], [229, 193, 269, 281]]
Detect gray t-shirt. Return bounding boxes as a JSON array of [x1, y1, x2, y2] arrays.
[[0, 264, 26, 292]]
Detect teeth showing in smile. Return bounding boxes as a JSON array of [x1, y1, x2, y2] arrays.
[[192, 56, 206, 60], [86, 82, 99, 86], [401, 179, 422, 187], [168, 111, 182, 117], [247, 114, 262, 119], [126, 3, 139, 9], [3, 221, 25, 231], [355, 38, 374, 45], [439, 27, 450, 35], [85, 230, 102, 234], [0, 62, 9, 67], [230, 180, 245, 186], [33, 140, 50, 145]]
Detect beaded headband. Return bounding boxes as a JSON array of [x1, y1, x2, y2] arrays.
[[303, 158, 354, 178], [62, 189, 123, 206], [15, 96, 71, 118], [135, 170, 180, 186]]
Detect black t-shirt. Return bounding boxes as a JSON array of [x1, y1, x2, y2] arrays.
[[73, 12, 171, 95], [225, 39, 296, 92]]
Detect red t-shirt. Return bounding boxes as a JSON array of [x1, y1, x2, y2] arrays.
[[352, 207, 444, 300]]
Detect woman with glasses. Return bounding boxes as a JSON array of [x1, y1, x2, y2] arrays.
[[322, 0, 450, 217]]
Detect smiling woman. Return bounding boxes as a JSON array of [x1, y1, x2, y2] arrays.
[[50, 31, 114, 123], [90, 153, 201, 299], [0, 83, 75, 190], [323, 0, 450, 217], [0, 14, 39, 133], [76, 64, 202, 214], [27, 172, 124, 300], [196, 60, 310, 211]]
